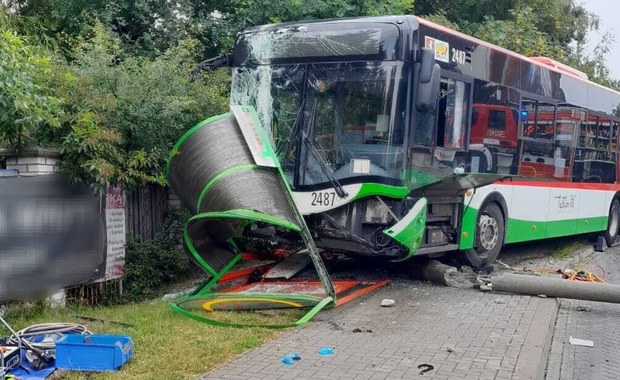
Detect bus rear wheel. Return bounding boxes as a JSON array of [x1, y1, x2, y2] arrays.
[[465, 203, 505, 269], [604, 198, 620, 247]]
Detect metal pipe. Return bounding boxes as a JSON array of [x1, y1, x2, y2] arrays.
[[492, 273, 620, 303]]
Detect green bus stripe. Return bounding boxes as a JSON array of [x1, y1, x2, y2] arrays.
[[460, 208, 608, 249], [506, 216, 607, 243], [166, 112, 233, 183], [195, 164, 259, 212]]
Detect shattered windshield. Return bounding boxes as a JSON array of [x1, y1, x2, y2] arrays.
[[231, 62, 406, 189], [233, 23, 400, 65]]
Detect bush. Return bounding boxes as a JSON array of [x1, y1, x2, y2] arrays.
[[121, 208, 193, 302]]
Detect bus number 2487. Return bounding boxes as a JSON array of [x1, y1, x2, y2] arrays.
[[311, 191, 337, 207]]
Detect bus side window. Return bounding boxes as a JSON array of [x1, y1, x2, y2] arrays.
[[518, 98, 557, 179], [574, 113, 617, 183]]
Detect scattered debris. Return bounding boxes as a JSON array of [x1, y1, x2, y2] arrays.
[[281, 353, 301, 365], [366, 329, 373, 333], [569, 336, 594, 347], [381, 299, 395, 307], [418, 363, 434, 375], [327, 321, 344, 331], [317, 347, 334, 356], [446, 346, 456, 353], [417, 260, 475, 288], [264, 250, 311, 279], [494, 299, 506, 304], [576, 305, 592, 312], [352, 328, 362, 333], [538, 294, 548, 298], [495, 260, 513, 270]]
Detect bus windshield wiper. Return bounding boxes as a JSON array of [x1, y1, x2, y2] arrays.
[[301, 130, 348, 199], [276, 104, 305, 160], [277, 83, 347, 199]]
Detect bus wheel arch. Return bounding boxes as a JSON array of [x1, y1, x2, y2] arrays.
[[464, 193, 507, 269], [604, 195, 620, 246]]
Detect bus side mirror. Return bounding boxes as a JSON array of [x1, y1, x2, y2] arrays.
[[415, 47, 440, 113]]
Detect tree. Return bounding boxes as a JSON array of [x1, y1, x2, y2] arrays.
[[560, 28, 619, 91], [415, 0, 598, 61], [0, 20, 62, 149], [58, 24, 229, 190], [186, 0, 415, 59], [473, 7, 563, 58], [5, 0, 190, 58]]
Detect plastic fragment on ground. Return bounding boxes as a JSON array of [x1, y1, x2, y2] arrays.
[[281, 353, 301, 365], [569, 336, 594, 347], [381, 299, 395, 307], [317, 347, 334, 356]]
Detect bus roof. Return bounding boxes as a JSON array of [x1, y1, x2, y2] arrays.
[[416, 17, 620, 97]]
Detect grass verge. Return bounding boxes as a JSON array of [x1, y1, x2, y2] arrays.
[[5, 301, 303, 379]]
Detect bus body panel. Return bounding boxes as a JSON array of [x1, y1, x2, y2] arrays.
[[461, 182, 619, 249]]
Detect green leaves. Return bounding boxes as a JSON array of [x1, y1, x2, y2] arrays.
[[0, 28, 62, 148], [474, 7, 564, 58], [57, 25, 229, 191]]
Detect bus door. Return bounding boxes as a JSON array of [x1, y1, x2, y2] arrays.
[[409, 71, 472, 185], [433, 73, 473, 171], [435, 74, 472, 150]]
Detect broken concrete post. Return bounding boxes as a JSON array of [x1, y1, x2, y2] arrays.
[[417, 260, 475, 288], [492, 273, 620, 303], [421, 260, 457, 285]]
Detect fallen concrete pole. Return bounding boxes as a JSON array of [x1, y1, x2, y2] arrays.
[[492, 273, 620, 303], [416, 260, 475, 288]]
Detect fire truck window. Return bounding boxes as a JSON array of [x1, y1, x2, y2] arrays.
[[489, 110, 506, 131], [470, 80, 520, 149]]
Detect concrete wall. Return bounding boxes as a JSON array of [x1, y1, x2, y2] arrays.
[[2, 147, 60, 176]]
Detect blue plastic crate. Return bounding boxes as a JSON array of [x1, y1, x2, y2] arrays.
[[55, 334, 134, 372]]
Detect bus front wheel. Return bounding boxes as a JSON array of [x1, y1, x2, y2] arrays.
[[465, 203, 505, 269], [604, 198, 620, 247]]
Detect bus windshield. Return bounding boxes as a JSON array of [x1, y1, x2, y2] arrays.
[[231, 61, 407, 189]]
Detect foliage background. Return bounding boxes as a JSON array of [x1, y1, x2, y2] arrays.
[[1, 0, 618, 190]]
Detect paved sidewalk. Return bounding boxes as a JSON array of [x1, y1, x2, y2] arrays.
[[200, 280, 558, 380], [546, 248, 620, 380]]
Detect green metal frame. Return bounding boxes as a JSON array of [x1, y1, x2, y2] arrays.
[[168, 106, 337, 328], [169, 295, 334, 329]]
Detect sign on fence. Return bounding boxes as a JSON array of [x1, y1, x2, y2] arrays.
[[105, 185, 126, 280]]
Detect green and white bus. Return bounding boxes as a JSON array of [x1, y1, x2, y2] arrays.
[[206, 15, 620, 268]]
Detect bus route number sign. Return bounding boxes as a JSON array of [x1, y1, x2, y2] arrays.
[[451, 48, 466, 65]]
